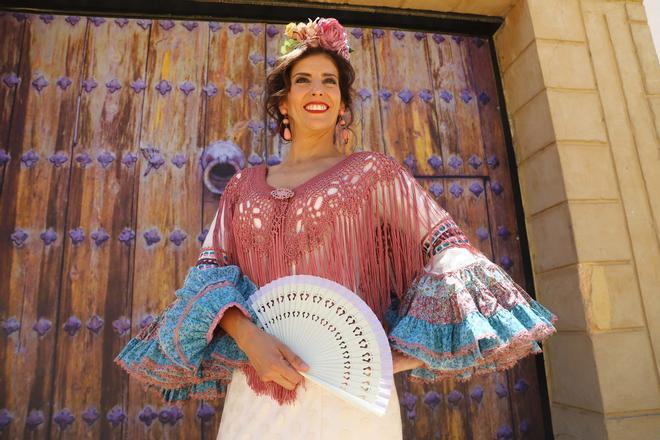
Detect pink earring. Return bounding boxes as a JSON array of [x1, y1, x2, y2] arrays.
[[282, 112, 291, 141], [338, 109, 349, 144]]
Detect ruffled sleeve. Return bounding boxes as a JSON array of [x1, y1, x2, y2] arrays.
[[196, 175, 251, 339], [114, 172, 299, 404], [113, 265, 257, 401], [380, 157, 558, 382]]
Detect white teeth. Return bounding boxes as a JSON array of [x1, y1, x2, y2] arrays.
[[305, 104, 328, 111]]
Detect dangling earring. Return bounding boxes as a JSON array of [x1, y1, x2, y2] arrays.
[[338, 109, 349, 144], [281, 111, 291, 141]]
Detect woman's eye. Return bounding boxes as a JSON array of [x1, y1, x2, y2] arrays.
[[295, 78, 337, 84]]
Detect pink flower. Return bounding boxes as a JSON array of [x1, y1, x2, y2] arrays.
[[291, 22, 307, 41], [292, 19, 319, 42], [317, 18, 347, 53], [304, 19, 319, 39], [280, 17, 351, 60], [304, 27, 321, 48]]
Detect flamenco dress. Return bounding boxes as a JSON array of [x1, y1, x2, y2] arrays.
[[114, 150, 557, 439]]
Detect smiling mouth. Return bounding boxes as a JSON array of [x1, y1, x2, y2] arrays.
[[304, 104, 329, 113]]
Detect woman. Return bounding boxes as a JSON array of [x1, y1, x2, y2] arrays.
[[115, 17, 557, 440]]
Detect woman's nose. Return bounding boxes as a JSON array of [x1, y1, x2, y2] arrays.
[[311, 80, 324, 95]]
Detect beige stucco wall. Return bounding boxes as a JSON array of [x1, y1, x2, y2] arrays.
[[305, 0, 660, 438]]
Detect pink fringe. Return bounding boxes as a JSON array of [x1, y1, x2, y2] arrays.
[[239, 363, 306, 405], [206, 151, 556, 392], [114, 348, 305, 405], [212, 151, 451, 324]]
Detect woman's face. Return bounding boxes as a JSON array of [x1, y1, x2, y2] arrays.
[[279, 52, 344, 137]]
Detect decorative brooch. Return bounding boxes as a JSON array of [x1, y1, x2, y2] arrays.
[[271, 188, 295, 200]]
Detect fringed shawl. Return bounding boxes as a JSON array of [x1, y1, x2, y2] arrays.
[[213, 151, 453, 328], [213, 150, 557, 385]]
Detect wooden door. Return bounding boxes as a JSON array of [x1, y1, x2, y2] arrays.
[[0, 12, 550, 439]]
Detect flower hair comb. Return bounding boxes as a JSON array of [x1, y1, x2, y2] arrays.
[[280, 17, 354, 61]]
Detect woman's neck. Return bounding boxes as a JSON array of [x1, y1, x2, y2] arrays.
[[282, 132, 343, 166]]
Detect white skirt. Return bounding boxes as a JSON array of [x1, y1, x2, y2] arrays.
[[216, 369, 403, 440]]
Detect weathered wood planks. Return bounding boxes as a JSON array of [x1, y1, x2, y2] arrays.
[[49, 16, 151, 440]]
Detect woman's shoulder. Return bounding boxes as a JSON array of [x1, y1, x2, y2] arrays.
[[356, 149, 402, 164], [221, 165, 254, 199], [350, 149, 402, 170], [353, 149, 387, 160], [352, 149, 408, 178]]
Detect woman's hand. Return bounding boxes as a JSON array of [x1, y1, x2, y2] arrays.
[[236, 325, 310, 391], [392, 349, 424, 374], [219, 306, 309, 390]]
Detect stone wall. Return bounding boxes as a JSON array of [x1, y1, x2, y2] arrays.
[[496, 2, 660, 438]]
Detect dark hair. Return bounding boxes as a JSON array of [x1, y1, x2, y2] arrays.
[[265, 46, 356, 145]]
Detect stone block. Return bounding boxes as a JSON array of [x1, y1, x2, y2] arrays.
[[605, 412, 660, 440], [535, 264, 587, 331], [537, 40, 596, 90], [527, 0, 586, 41], [556, 143, 619, 201], [650, 96, 660, 141], [592, 330, 660, 412], [512, 90, 554, 160], [568, 202, 632, 262], [502, 41, 544, 112], [547, 90, 608, 143], [527, 202, 578, 272], [518, 142, 566, 214], [550, 403, 607, 439], [548, 332, 603, 412], [580, 263, 646, 331], [630, 22, 660, 95], [449, 0, 514, 16], [493, 0, 535, 71], [401, 0, 460, 11], [625, 3, 647, 22]]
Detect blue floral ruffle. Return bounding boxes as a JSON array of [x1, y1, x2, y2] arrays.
[[114, 265, 258, 402], [387, 253, 558, 382]]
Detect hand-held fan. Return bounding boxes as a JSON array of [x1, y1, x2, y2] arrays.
[[247, 274, 393, 416]]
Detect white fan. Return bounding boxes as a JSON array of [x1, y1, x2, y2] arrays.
[[247, 274, 393, 416]]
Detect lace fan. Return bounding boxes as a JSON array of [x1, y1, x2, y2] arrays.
[[247, 274, 393, 416]]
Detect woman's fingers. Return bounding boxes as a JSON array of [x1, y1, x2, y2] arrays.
[[273, 371, 298, 390], [276, 358, 304, 386], [276, 347, 303, 387], [245, 332, 308, 390], [279, 344, 309, 372]]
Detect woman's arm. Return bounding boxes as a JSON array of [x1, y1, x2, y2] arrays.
[[220, 304, 310, 391], [201, 202, 309, 390], [217, 306, 260, 349]]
